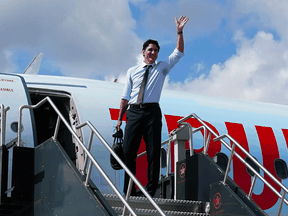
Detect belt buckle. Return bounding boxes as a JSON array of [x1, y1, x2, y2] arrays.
[[140, 103, 144, 108]]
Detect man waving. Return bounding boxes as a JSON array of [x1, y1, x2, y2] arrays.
[[116, 16, 189, 197]]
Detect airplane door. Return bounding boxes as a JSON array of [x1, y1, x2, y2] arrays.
[[0, 73, 35, 148]]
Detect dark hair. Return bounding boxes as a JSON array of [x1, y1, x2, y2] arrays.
[[142, 39, 160, 52]]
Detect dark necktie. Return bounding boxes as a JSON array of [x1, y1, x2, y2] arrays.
[[137, 65, 152, 104]]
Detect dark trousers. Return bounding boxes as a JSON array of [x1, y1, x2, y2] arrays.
[[123, 104, 162, 197]]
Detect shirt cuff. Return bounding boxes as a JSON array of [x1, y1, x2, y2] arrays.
[[121, 96, 130, 101]]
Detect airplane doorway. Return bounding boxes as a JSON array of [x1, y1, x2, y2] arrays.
[[29, 89, 84, 168]]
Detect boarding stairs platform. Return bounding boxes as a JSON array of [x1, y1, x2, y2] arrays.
[[103, 194, 208, 216], [1, 98, 288, 215]]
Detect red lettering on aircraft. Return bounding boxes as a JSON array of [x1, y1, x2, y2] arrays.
[[0, 88, 13, 92], [251, 126, 281, 210], [0, 79, 13, 82]]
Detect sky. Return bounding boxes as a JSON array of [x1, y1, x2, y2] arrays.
[[2, 0, 288, 105]]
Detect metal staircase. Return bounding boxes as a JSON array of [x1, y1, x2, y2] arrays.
[[1, 98, 288, 215], [103, 194, 209, 216], [171, 114, 288, 216], [0, 105, 34, 216]]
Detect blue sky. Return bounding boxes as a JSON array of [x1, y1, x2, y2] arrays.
[[128, 0, 236, 83], [2, 0, 288, 105]]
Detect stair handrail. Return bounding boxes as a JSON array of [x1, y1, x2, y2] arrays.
[[136, 125, 209, 178], [178, 113, 288, 216], [17, 97, 137, 216], [136, 138, 171, 176], [76, 121, 166, 216], [0, 104, 10, 146], [17, 96, 166, 216]]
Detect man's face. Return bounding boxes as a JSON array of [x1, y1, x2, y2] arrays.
[[143, 43, 159, 64]]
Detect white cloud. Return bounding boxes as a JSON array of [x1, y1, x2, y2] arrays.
[[1, 50, 18, 74], [104, 53, 143, 83], [166, 30, 288, 104], [0, 0, 142, 78], [232, 0, 288, 40], [141, 0, 226, 39], [190, 62, 204, 72]]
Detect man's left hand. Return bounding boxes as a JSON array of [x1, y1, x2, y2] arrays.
[[175, 16, 189, 33]]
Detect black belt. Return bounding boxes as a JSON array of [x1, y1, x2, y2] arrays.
[[129, 103, 159, 109]]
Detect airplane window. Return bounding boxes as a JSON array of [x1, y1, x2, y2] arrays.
[[10, 121, 23, 133]]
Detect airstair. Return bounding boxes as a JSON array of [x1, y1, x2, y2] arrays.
[[0, 98, 288, 215], [103, 194, 208, 215]]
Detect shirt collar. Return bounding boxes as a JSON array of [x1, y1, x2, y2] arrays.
[[141, 61, 156, 69]]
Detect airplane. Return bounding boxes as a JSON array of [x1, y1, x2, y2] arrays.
[[0, 53, 288, 215]]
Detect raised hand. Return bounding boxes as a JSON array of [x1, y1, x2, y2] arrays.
[[175, 16, 189, 33]]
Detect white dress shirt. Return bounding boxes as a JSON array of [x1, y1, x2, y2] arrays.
[[122, 48, 184, 104]]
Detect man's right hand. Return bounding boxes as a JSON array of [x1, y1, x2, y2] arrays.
[[116, 99, 128, 131], [116, 120, 122, 131]]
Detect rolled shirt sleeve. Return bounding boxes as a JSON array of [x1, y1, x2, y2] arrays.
[[121, 67, 133, 101], [162, 48, 184, 76]]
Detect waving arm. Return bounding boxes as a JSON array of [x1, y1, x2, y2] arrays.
[[175, 16, 189, 53]]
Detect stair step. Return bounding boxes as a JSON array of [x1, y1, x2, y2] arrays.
[[103, 194, 210, 215], [113, 206, 210, 216]]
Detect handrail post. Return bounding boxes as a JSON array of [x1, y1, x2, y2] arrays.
[[170, 125, 190, 200], [122, 178, 133, 216], [166, 139, 172, 177], [203, 127, 207, 154], [53, 116, 61, 141], [0, 105, 9, 146], [248, 176, 257, 199], [277, 191, 286, 216], [203, 131, 211, 155], [83, 130, 94, 173], [0, 104, 3, 146], [223, 142, 235, 184], [17, 97, 49, 147], [17, 107, 23, 146], [85, 160, 93, 187], [178, 122, 193, 157]]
